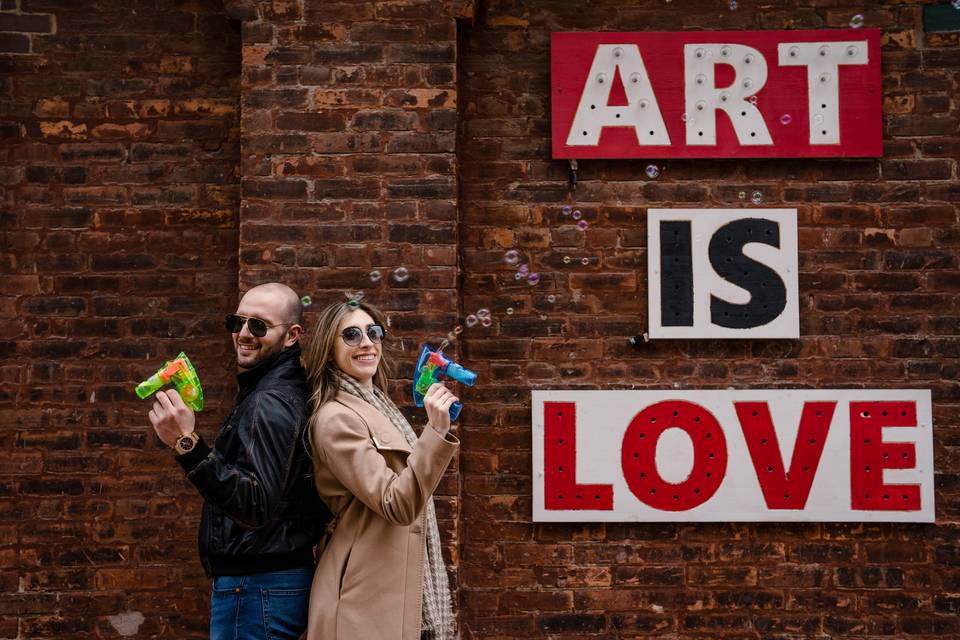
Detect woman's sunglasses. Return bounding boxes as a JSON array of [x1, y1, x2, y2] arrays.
[[340, 324, 385, 347], [225, 314, 289, 338]]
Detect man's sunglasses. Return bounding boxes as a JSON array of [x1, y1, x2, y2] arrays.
[[225, 314, 290, 338], [340, 324, 385, 347]]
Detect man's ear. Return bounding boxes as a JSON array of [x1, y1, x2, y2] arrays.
[[285, 324, 302, 347]]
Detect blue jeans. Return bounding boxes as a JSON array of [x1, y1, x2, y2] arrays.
[[210, 566, 313, 640]]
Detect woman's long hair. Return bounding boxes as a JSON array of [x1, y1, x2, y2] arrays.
[[302, 299, 394, 412]]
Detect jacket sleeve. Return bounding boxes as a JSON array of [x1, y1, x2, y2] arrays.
[[312, 407, 458, 526], [176, 389, 299, 529]]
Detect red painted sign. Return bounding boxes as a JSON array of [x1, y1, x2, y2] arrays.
[[551, 29, 882, 159]]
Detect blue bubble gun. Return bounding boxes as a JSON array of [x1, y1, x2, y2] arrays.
[[413, 344, 477, 421]]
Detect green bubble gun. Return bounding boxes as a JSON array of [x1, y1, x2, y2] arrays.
[[135, 352, 204, 412]]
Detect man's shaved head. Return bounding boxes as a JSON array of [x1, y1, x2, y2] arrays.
[[243, 282, 303, 326]]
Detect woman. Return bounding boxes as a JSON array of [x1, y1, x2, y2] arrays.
[[302, 299, 459, 640]]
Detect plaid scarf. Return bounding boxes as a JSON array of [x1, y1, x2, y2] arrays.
[[331, 369, 455, 640]]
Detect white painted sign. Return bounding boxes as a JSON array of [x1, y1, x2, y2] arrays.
[[648, 208, 799, 339], [532, 390, 934, 522]]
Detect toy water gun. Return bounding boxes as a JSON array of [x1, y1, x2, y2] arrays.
[[413, 344, 477, 421], [135, 352, 204, 412]]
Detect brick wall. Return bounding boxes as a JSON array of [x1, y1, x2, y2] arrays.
[[1, 1, 240, 636], [2, 0, 959, 638], [457, 1, 959, 638]]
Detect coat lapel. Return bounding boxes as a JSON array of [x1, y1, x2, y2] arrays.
[[336, 392, 413, 455]]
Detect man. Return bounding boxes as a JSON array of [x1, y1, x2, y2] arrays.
[[148, 282, 329, 640]]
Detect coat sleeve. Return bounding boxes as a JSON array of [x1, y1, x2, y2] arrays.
[[177, 389, 300, 528], [312, 406, 458, 526]]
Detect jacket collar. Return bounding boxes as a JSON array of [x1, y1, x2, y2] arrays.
[[236, 342, 303, 394]]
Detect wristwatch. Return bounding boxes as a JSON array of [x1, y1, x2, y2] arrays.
[[174, 431, 200, 455]]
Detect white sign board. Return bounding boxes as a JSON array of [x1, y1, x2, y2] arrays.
[[532, 390, 934, 522], [648, 208, 799, 339]]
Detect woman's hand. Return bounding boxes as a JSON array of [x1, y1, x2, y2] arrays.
[[423, 382, 458, 437]]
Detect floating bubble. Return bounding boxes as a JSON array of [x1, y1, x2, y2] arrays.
[[453, 325, 463, 335], [447, 332, 457, 342], [391, 266, 409, 283], [476, 308, 491, 320], [572, 209, 582, 220], [577, 220, 589, 231], [738, 191, 746, 200], [527, 272, 541, 286], [514, 272, 523, 280], [480, 316, 492, 327], [547, 294, 556, 303], [506, 307, 514, 315], [563, 255, 572, 264], [728, 0, 737, 9], [748, 95, 758, 105], [779, 114, 793, 125], [300, 295, 312, 307], [438, 338, 450, 352], [954, 0, 960, 9], [369, 270, 382, 282], [645, 164, 660, 179], [849, 14, 864, 28], [681, 112, 691, 123], [751, 191, 763, 204], [518, 263, 529, 276], [465, 314, 478, 328], [580, 257, 590, 265], [561, 205, 572, 216], [503, 249, 520, 265]]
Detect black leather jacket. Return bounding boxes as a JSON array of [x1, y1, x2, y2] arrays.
[[176, 344, 330, 577]]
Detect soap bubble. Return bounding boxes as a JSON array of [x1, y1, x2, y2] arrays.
[[849, 14, 864, 28], [953, 0, 960, 9], [581, 257, 590, 265], [476, 308, 491, 320], [728, 0, 737, 9], [369, 270, 382, 282], [547, 294, 556, 303], [563, 255, 572, 264], [645, 164, 660, 179], [480, 317, 492, 327], [738, 191, 746, 200], [681, 112, 692, 123], [527, 272, 540, 286], [391, 267, 409, 283], [453, 325, 463, 335], [503, 249, 520, 265], [514, 272, 523, 280], [561, 205, 572, 216], [572, 209, 582, 220], [751, 191, 763, 204], [518, 263, 529, 276], [748, 95, 758, 105], [779, 114, 793, 125], [465, 314, 478, 328], [577, 220, 588, 231], [300, 295, 312, 307], [506, 307, 514, 315]]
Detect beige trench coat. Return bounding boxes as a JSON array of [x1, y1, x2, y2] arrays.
[[306, 392, 458, 640]]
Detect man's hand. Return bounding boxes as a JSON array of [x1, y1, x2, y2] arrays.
[[149, 389, 196, 449]]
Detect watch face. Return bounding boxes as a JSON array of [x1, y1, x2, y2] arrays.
[[177, 436, 195, 452]]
